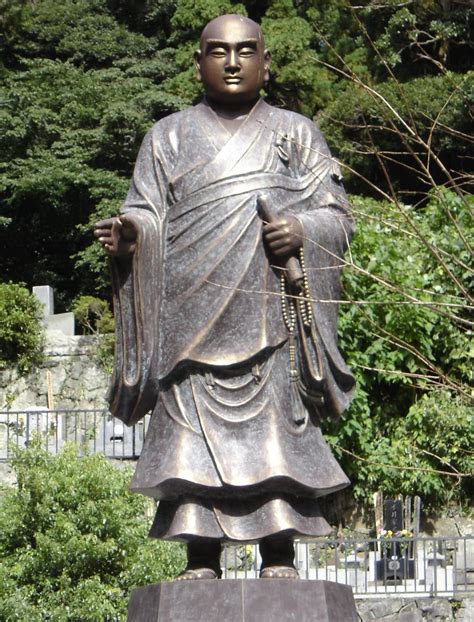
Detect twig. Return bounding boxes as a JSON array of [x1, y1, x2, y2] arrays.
[[417, 447, 463, 475], [330, 445, 471, 478], [352, 364, 439, 380]]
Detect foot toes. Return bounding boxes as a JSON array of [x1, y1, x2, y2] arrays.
[[260, 566, 299, 579], [176, 568, 219, 581]]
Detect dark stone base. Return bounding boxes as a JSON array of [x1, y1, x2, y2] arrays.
[[127, 579, 358, 622]]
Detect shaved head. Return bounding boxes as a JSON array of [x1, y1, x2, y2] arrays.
[[194, 14, 270, 112], [199, 14, 264, 50]]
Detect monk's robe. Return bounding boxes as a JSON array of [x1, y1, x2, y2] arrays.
[[108, 98, 356, 542]]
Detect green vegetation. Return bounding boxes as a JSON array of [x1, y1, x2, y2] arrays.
[[72, 295, 114, 335], [329, 190, 473, 507], [72, 295, 115, 373], [320, 72, 473, 194], [1, 0, 471, 303], [0, 0, 472, 509], [0, 282, 45, 373], [0, 440, 186, 621]]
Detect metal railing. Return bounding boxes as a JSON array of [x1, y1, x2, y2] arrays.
[[223, 536, 474, 598], [0, 409, 150, 461]]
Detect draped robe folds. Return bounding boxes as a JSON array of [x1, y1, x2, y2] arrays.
[[109, 98, 356, 542]]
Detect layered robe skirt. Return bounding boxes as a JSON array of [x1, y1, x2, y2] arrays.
[[130, 342, 350, 542]]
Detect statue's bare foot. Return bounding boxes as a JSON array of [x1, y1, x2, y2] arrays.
[[260, 566, 299, 579], [176, 568, 219, 581], [259, 535, 298, 579], [179, 540, 222, 581]]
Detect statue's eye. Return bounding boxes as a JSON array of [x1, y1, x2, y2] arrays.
[[209, 47, 226, 57], [239, 47, 255, 57]]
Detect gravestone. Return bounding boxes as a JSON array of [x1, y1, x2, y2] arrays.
[[373, 493, 421, 539], [34, 285, 54, 316], [385, 498, 403, 532], [376, 497, 415, 581]]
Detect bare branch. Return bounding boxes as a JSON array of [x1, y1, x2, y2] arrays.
[[330, 445, 471, 479]]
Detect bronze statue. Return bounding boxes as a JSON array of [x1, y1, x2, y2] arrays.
[[94, 14, 355, 581]]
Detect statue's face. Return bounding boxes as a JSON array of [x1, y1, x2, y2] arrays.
[[195, 15, 270, 107]]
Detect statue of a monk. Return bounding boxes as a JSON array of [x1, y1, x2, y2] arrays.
[[94, 14, 355, 581]]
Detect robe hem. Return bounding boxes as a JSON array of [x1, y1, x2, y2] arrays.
[[130, 478, 350, 501]]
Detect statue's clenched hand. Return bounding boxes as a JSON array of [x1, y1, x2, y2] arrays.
[[93, 216, 137, 256], [262, 216, 303, 258]]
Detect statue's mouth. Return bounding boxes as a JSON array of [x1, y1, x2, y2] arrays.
[[224, 77, 242, 84]]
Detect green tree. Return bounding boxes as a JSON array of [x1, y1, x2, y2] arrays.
[[0, 0, 186, 307], [0, 441, 185, 621], [3, 0, 470, 303], [319, 70, 473, 195]]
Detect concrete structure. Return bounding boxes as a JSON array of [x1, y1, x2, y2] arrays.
[[33, 285, 75, 336]]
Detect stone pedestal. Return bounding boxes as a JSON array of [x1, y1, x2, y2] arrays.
[[127, 579, 358, 622]]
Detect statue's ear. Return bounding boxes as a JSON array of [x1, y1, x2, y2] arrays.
[[194, 50, 202, 82], [263, 49, 271, 82]]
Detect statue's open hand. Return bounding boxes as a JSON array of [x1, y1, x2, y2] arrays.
[[93, 216, 137, 256], [262, 216, 303, 258]]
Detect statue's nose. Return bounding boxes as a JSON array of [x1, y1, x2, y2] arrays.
[[225, 50, 240, 72]]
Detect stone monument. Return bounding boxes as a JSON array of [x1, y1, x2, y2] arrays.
[[33, 285, 75, 336], [95, 14, 357, 620]]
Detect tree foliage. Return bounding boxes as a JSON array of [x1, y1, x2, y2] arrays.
[[0, 441, 186, 621], [72, 295, 114, 335], [72, 295, 115, 373], [326, 190, 473, 508], [320, 71, 473, 194]]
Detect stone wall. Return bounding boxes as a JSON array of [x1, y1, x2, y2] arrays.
[[356, 597, 473, 621], [0, 331, 110, 411]]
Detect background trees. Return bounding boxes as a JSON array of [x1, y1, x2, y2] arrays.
[[0, 0, 472, 509]]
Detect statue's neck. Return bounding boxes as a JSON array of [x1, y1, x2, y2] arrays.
[[205, 96, 260, 135]]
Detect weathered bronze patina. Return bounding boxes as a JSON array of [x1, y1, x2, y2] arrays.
[[94, 14, 355, 581]]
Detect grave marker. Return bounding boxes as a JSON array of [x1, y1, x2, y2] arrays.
[[384, 498, 403, 533], [374, 495, 420, 582]]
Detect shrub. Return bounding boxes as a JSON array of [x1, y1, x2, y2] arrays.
[[0, 282, 45, 374], [0, 440, 186, 621], [72, 295, 114, 335]]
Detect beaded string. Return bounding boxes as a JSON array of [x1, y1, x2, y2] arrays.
[[280, 247, 312, 385], [297, 247, 312, 327], [280, 272, 297, 380], [280, 271, 296, 333], [280, 247, 312, 333]]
